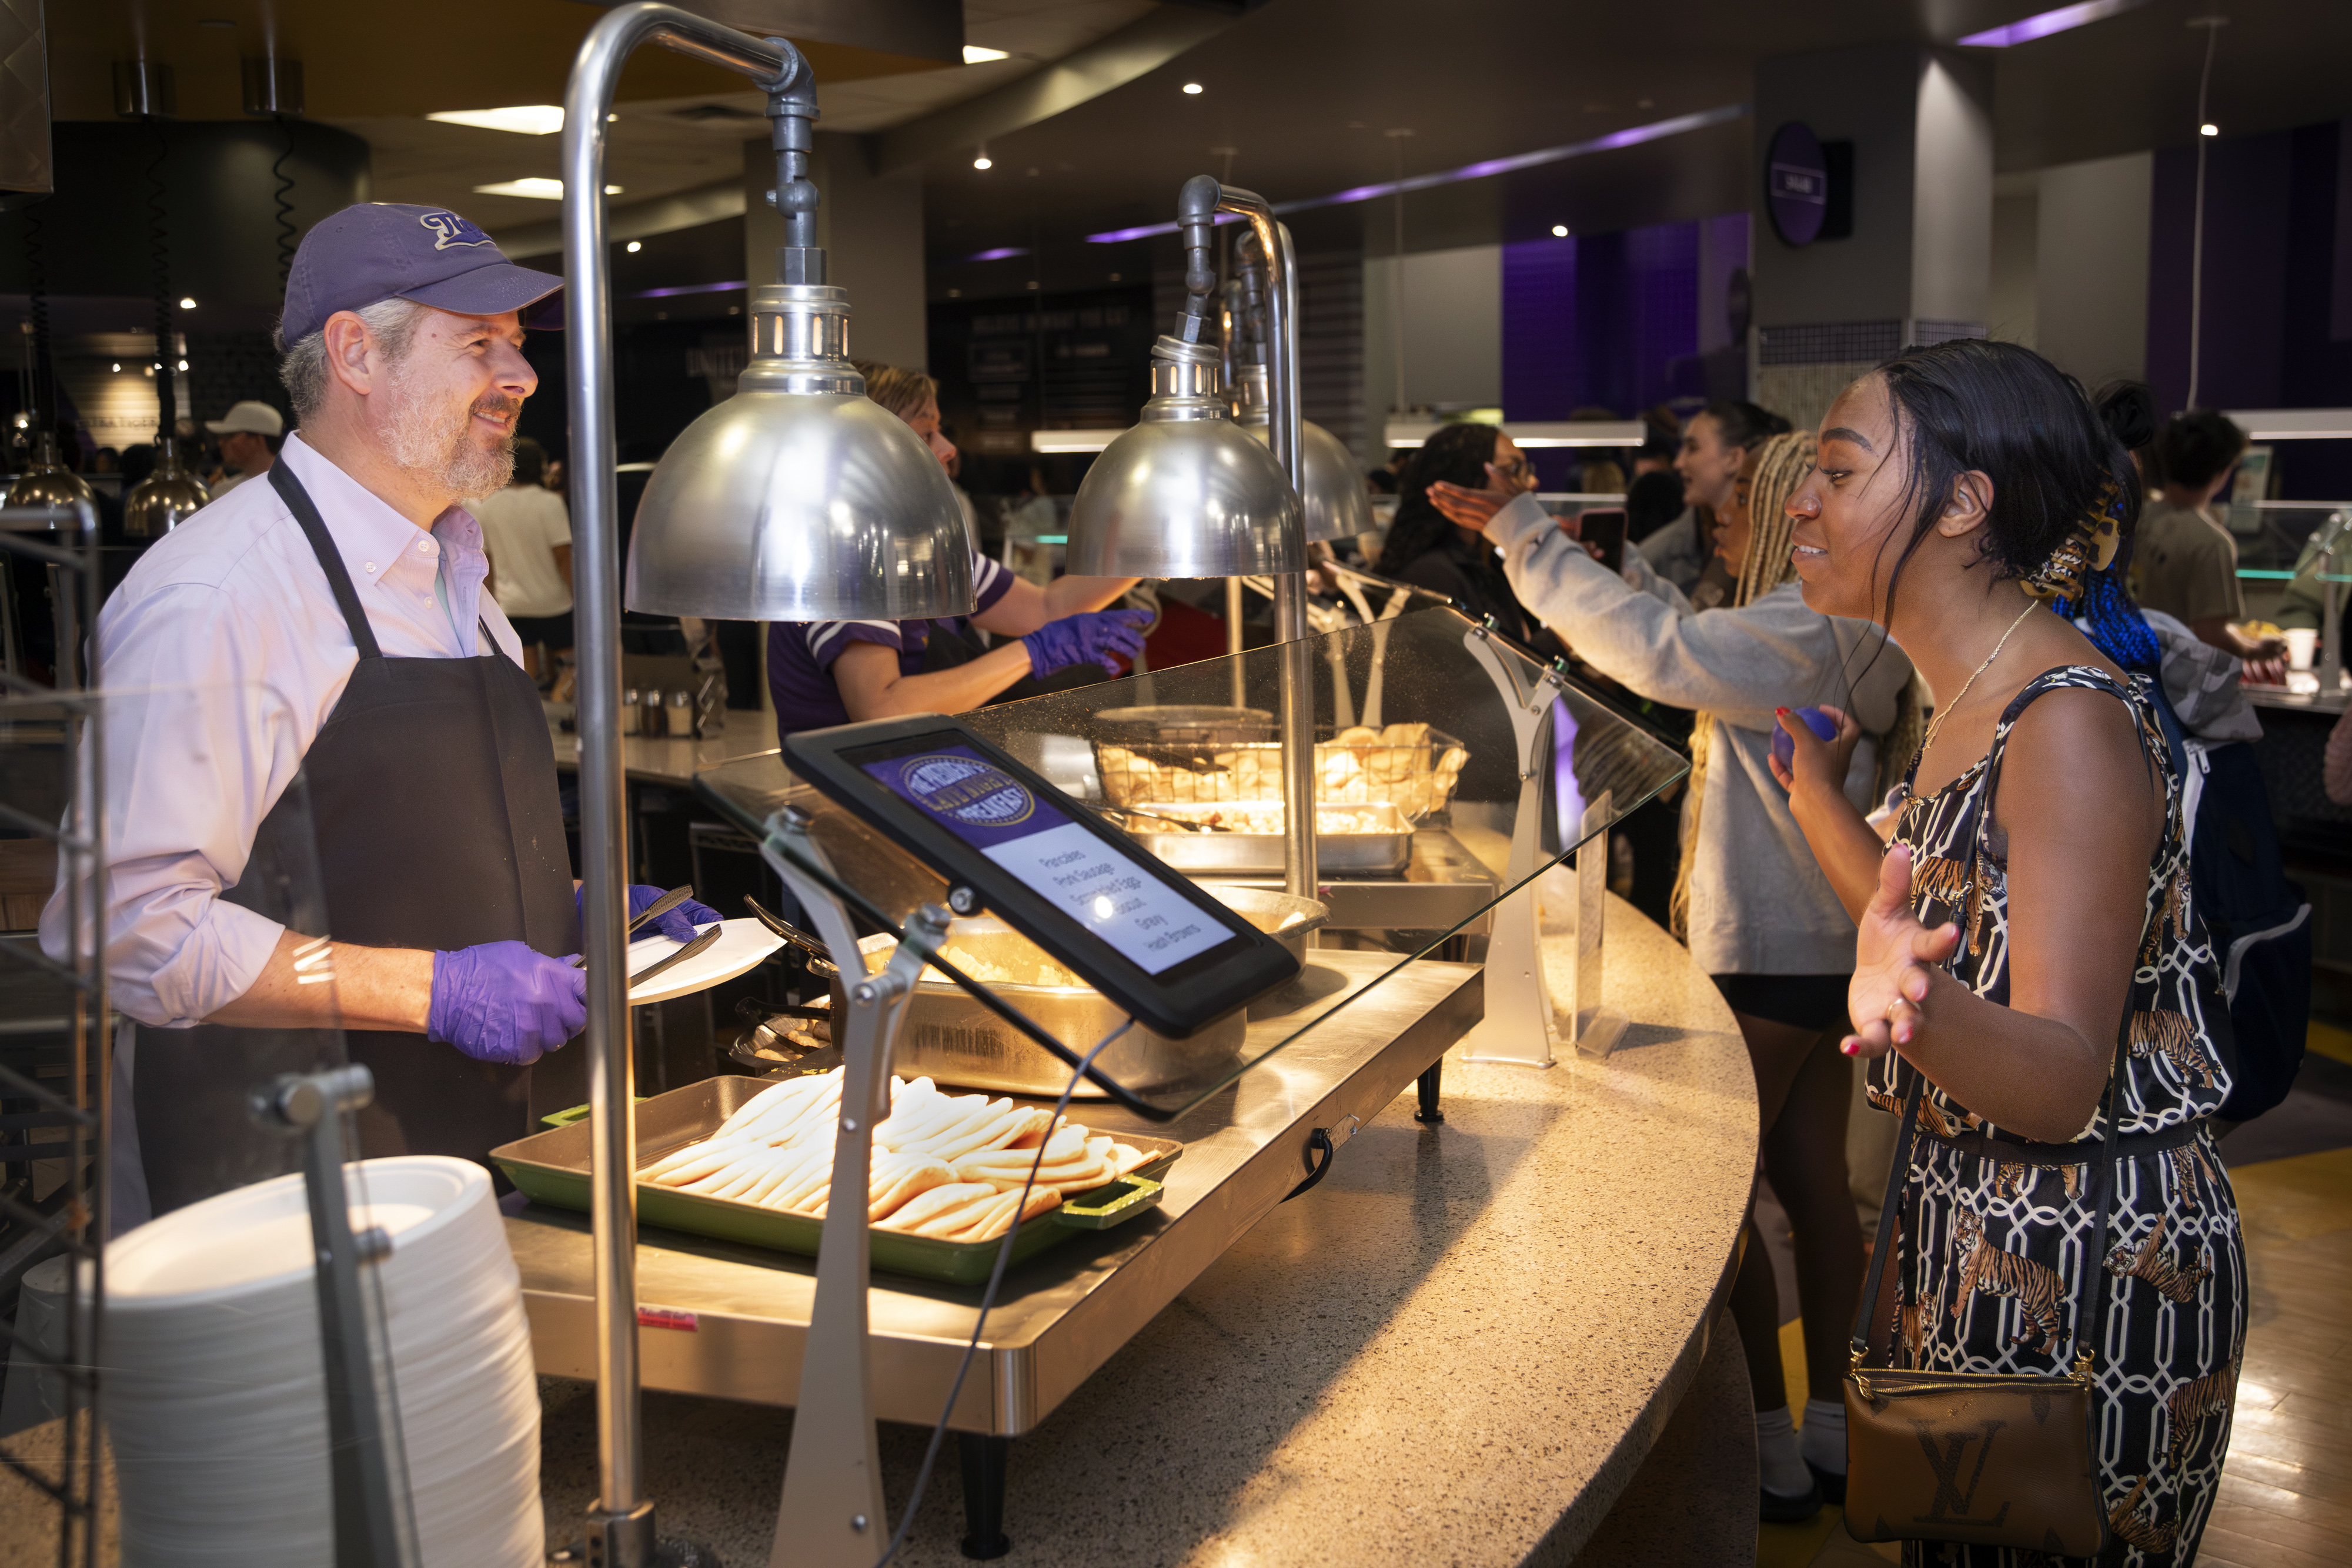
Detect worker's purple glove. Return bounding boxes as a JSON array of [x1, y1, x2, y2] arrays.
[[579, 884, 723, 945], [1022, 609, 1152, 677], [428, 941, 587, 1066]]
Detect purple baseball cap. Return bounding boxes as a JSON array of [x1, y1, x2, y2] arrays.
[[279, 202, 564, 345]]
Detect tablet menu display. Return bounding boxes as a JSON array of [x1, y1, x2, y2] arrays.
[[854, 743, 1234, 977]]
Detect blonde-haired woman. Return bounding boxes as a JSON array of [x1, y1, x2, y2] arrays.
[[1433, 430, 1916, 1520]]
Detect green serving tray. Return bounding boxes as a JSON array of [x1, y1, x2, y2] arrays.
[[492, 1073, 1181, 1287]]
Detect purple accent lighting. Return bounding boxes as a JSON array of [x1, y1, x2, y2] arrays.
[[1551, 698, 1585, 851], [630, 279, 748, 299], [1084, 105, 1748, 243], [965, 246, 1030, 262], [1958, 0, 2148, 47]]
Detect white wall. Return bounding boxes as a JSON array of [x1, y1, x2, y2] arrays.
[[1910, 54, 1994, 326], [1987, 189, 2039, 347], [2034, 152, 2153, 389], [1362, 245, 1502, 450]]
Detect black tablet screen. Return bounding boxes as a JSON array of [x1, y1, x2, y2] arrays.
[[853, 743, 1234, 976]]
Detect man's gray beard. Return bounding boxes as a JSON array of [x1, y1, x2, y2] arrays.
[[386, 360, 515, 498]]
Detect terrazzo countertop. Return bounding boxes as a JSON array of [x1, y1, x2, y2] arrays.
[[538, 895, 1759, 1566]]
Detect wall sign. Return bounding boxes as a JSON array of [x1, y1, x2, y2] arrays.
[[1766, 122, 1830, 248]]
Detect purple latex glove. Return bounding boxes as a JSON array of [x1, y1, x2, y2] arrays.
[[579, 884, 723, 945], [428, 941, 587, 1066], [1023, 608, 1152, 678], [1769, 706, 1839, 772]]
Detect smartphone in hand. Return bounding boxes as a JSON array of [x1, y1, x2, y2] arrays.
[[1569, 507, 1627, 573]]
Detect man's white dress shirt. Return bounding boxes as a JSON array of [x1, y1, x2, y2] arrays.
[[38, 433, 526, 1027]]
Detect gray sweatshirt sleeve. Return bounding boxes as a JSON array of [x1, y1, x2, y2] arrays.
[[1484, 491, 1853, 733]]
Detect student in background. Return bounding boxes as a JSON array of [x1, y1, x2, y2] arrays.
[[473, 435, 573, 683], [2132, 409, 2286, 674]]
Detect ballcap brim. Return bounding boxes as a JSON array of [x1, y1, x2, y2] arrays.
[[400, 260, 566, 325]]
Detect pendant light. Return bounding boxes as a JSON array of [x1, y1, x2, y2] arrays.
[[1230, 233, 1368, 547], [121, 85, 210, 538], [1065, 177, 1300, 579], [623, 48, 970, 620]]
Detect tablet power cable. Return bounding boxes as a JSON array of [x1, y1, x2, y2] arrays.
[[870, 1012, 1136, 1568]]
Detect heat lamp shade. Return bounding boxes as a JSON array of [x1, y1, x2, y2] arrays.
[[1065, 417, 1303, 579], [626, 390, 975, 620], [1240, 417, 1369, 546]]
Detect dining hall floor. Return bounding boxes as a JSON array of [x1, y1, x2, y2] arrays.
[[1760, 1022, 2352, 1568]]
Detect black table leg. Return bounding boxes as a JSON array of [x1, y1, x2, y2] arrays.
[[1415, 1060, 1444, 1124], [958, 1432, 1012, 1560]]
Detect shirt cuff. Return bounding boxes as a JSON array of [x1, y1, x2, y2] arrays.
[[1481, 490, 1555, 553], [144, 898, 285, 1028]]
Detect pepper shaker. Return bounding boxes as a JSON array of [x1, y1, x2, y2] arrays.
[[641, 688, 668, 738]]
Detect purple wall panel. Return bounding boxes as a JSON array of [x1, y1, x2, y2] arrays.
[[1502, 238, 1579, 422]]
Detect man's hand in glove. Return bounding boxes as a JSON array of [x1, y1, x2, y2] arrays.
[[1021, 608, 1152, 677], [578, 884, 723, 944], [429, 941, 587, 1066]]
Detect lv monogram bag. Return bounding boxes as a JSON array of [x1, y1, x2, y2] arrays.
[[1840, 1056, 2123, 1557]]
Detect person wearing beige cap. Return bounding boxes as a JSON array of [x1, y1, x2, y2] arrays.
[[203, 399, 286, 496]]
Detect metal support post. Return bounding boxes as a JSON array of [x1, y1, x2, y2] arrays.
[[763, 811, 947, 1568], [253, 1065, 419, 1568], [2320, 534, 2342, 696], [560, 7, 803, 1563], [1213, 186, 1317, 902]]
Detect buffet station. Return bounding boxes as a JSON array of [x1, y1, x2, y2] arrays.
[[0, 9, 1760, 1567]]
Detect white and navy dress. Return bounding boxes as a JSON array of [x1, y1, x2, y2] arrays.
[[1876, 666, 2246, 1566]]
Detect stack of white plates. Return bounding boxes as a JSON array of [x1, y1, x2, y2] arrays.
[[103, 1156, 542, 1567]]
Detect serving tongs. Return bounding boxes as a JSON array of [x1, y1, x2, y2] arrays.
[[571, 883, 697, 967], [1084, 802, 1229, 834]]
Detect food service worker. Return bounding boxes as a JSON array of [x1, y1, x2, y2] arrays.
[[767, 361, 1150, 743], [42, 204, 710, 1223]]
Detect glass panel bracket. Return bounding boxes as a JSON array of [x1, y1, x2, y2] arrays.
[[1453, 624, 1626, 1067]]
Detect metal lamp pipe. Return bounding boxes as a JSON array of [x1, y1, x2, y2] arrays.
[[1210, 183, 1317, 902], [561, 3, 796, 1547]]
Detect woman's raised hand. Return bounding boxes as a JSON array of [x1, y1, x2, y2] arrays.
[[1842, 844, 1960, 1059], [1426, 463, 1519, 530]]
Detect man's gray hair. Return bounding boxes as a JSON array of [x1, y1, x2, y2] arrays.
[[276, 297, 427, 422]]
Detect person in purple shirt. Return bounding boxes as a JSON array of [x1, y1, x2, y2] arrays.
[[767, 362, 1147, 741]]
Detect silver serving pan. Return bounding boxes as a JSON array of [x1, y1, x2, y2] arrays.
[[810, 887, 1325, 1099], [1120, 800, 1413, 875]]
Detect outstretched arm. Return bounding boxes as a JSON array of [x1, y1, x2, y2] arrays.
[[1770, 704, 1890, 921]]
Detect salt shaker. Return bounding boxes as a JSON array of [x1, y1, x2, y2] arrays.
[[641, 688, 668, 738], [669, 688, 696, 738]]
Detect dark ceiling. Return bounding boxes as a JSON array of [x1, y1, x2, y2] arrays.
[[917, 0, 2352, 296]]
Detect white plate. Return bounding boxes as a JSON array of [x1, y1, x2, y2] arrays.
[[626, 917, 785, 1004]]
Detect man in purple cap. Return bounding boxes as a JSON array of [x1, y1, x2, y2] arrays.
[[44, 203, 716, 1221]]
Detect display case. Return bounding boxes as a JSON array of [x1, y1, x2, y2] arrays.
[[497, 603, 1690, 1541]]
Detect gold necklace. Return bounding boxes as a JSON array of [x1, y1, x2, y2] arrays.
[[1920, 601, 2041, 757]]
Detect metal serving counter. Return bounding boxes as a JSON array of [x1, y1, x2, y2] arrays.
[[503, 947, 1480, 1436]]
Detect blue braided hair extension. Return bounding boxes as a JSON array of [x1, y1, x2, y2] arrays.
[[2052, 565, 2161, 675]]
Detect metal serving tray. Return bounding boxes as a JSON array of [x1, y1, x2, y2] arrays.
[[490, 1074, 1182, 1286], [1121, 800, 1414, 875]]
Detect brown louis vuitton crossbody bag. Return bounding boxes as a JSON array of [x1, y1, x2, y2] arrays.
[[1840, 1051, 2123, 1559]]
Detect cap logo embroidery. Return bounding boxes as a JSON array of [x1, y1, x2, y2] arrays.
[[418, 210, 495, 251]]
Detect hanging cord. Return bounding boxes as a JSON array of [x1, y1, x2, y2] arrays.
[[2186, 18, 2224, 409], [24, 198, 51, 430], [144, 115, 178, 445], [271, 113, 299, 296], [869, 1014, 1135, 1568]]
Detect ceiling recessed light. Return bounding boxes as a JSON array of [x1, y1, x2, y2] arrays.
[[1025, 280, 1040, 290], [110, 362, 120, 372], [429, 105, 566, 136], [948, 289, 961, 298], [626, 240, 642, 253], [961, 45, 1009, 64], [1182, 82, 1204, 95], [176, 359, 188, 371], [1108, 273, 1121, 282], [471, 178, 621, 200], [178, 296, 196, 309], [727, 305, 740, 315], [2200, 122, 2220, 136], [973, 152, 993, 170], [1551, 225, 1569, 238]]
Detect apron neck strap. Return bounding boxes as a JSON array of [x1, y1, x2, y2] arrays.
[[268, 459, 383, 661]]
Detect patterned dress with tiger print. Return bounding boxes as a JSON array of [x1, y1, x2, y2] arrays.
[[1874, 666, 2245, 1567]]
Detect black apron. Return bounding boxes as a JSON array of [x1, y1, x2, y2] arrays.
[[133, 461, 580, 1218]]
